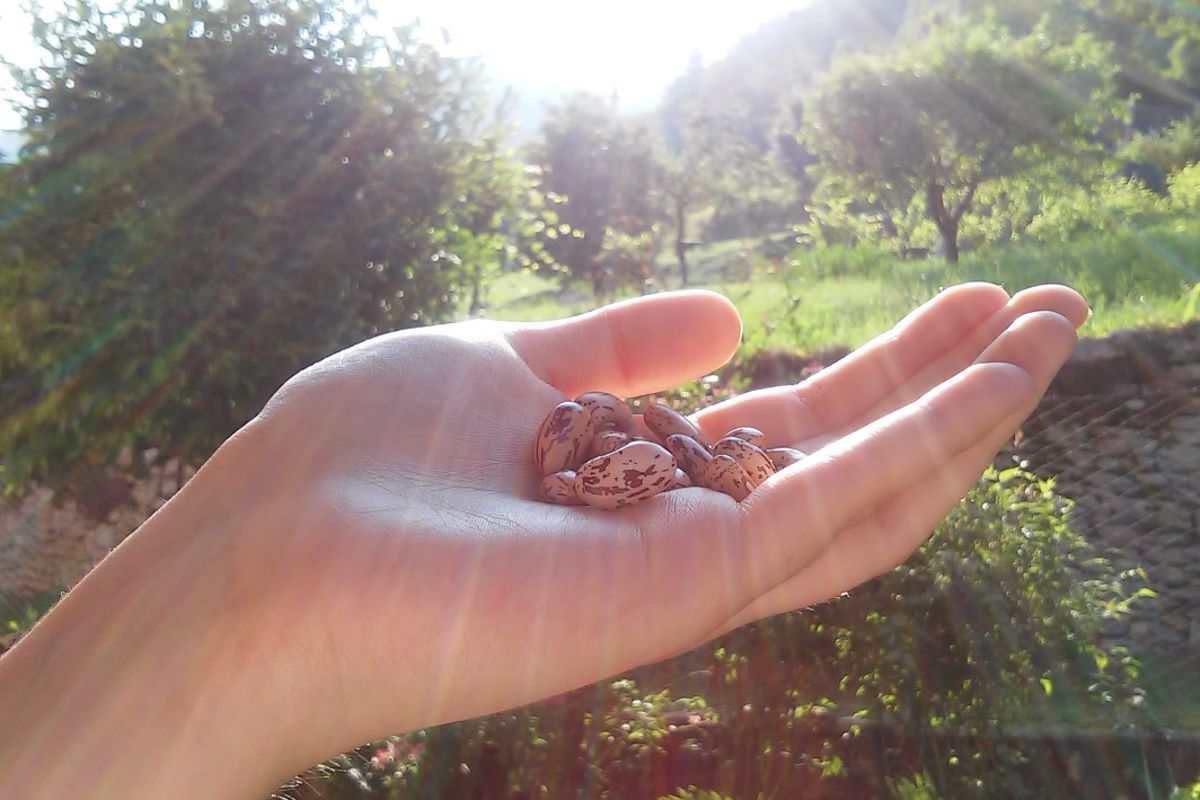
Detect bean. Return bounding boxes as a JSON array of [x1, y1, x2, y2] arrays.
[[534, 401, 594, 476], [575, 441, 677, 509]]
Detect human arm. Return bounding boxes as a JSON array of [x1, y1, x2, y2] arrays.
[[0, 283, 1088, 798]]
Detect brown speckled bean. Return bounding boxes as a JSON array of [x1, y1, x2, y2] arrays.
[[643, 403, 706, 446], [534, 401, 594, 476], [713, 437, 776, 488], [704, 455, 752, 501], [590, 429, 631, 458], [723, 426, 766, 448], [574, 441, 677, 509], [541, 471, 582, 505], [672, 468, 692, 489], [576, 391, 635, 433], [765, 447, 808, 471], [665, 433, 714, 486]]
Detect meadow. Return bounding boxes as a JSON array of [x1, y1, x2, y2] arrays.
[[484, 217, 1200, 356]]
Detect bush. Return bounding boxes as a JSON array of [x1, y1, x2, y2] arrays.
[[784, 242, 899, 282], [906, 217, 1200, 312], [700, 466, 1147, 798], [1120, 117, 1200, 178], [704, 187, 805, 241], [291, 467, 1147, 799], [1023, 179, 1167, 242], [1169, 162, 1200, 213]]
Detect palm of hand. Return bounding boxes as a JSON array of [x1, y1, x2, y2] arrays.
[[218, 284, 1085, 746]]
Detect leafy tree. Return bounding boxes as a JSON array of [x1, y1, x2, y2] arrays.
[[803, 21, 1119, 261], [529, 94, 663, 296], [0, 0, 523, 493]]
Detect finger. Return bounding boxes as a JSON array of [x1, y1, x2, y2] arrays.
[[709, 409, 1023, 634], [714, 310, 1078, 630], [507, 290, 742, 399], [695, 284, 1086, 448], [734, 310, 1077, 601], [849, 284, 1088, 434], [694, 282, 1009, 444]]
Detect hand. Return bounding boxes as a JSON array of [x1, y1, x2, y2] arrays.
[[0, 283, 1087, 799]]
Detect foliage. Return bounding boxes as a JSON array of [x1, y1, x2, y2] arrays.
[[289, 468, 1148, 799], [660, 61, 805, 269], [803, 19, 1120, 261], [1121, 115, 1200, 179], [697, 466, 1149, 798], [0, 0, 528, 492], [527, 94, 663, 297], [1083, 0, 1200, 95], [657, 789, 736, 800], [1169, 161, 1200, 213], [302, 680, 723, 800], [1023, 178, 1168, 241], [0, 588, 60, 643]]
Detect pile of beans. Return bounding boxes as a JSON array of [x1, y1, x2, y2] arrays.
[[534, 391, 806, 509]]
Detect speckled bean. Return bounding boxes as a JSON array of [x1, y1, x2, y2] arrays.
[[713, 437, 776, 488], [643, 403, 707, 446], [576, 391, 635, 433], [723, 426, 766, 448], [704, 455, 752, 502], [534, 401, 594, 476], [665, 433, 714, 486], [541, 470, 583, 505], [590, 429, 631, 458], [765, 447, 808, 471], [574, 441, 677, 509]]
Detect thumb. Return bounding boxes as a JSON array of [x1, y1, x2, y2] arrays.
[[506, 291, 743, 399]]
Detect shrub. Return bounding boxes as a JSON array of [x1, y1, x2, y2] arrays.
[[292, 467, 1147, 799], [1120, 117, 1200, 178], [1169, 162, 1200, 213], [1023, 179, 1167, 242]]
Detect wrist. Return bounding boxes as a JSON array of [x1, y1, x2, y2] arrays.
[[0, 431, 314, 799]]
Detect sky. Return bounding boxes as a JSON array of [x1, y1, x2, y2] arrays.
[[0, 0, 806, 133]]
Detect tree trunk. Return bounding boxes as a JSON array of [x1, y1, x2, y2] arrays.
[[468, 264, 483, 315], [926, 181, 968, 264], [674, 196, 689, 287], [939, 220, 960, 263]]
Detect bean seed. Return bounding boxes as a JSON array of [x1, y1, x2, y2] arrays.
[[590, 429, 631, 458], [723, 426, 766, 448], [534, 401, 594, 476], [713, 437, 776, 488], [665, 433, 714, 486], [765, 447, 808, 470], [576, 391, 635, 433], [541, 470, 582, 505], [575, 441, 677, 509], [643, 403, 707, 446], [704, 455, 752, 501]]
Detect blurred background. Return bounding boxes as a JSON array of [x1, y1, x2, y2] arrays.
[[1, 1, 1199, 797]]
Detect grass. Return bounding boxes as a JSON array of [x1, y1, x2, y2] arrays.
[[480, 216, 1200, 357]]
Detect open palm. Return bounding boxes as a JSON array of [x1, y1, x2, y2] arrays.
[[195, 282, 1085, 775]]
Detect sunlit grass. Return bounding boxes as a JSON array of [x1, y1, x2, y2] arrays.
[[482, 216, 1198, 355]]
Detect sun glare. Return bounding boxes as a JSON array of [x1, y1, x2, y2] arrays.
[[0, 0, 808, 129], [389, 0, 807, 108]]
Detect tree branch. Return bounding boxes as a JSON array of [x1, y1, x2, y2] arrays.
[[926, 182, 951, 231], [950, 179, 981, 224]]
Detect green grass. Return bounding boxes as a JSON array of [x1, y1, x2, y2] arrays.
[[482, 216, 1200, 356]]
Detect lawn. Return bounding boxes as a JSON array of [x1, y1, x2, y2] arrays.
[[480, 217, 1200, 357]]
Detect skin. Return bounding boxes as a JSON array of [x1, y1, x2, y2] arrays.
[[0, 283, 1088, 799]]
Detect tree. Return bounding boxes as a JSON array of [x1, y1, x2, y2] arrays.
[[803, 21, 1119, 261], [0, 0, 523, 493], [528, 94, 663, 297]]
